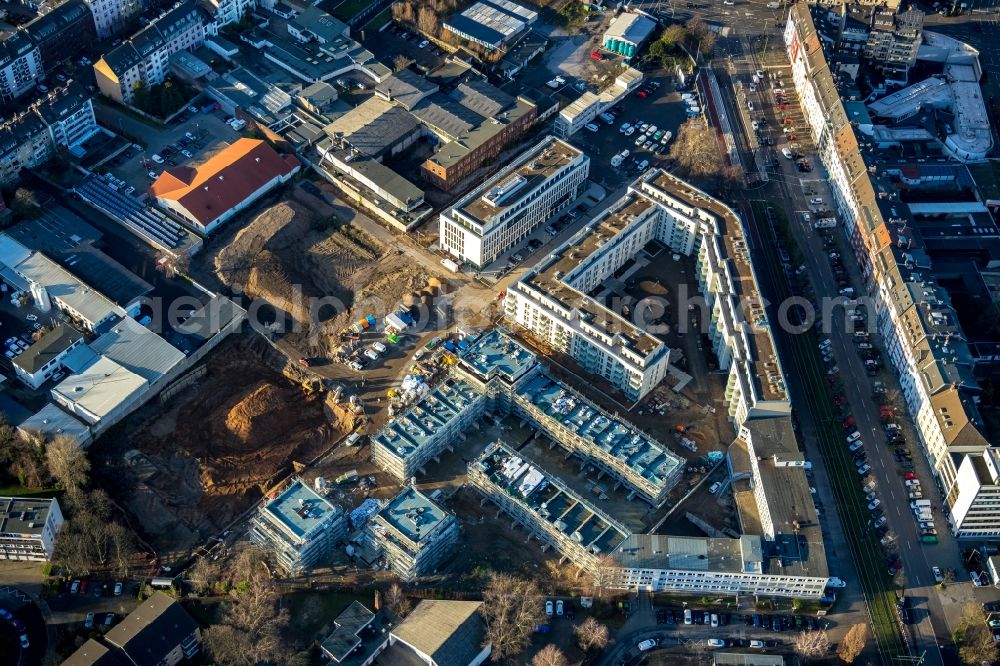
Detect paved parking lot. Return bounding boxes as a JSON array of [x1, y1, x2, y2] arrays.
[[94, 105, 244, 194], [365, 22, 449, 72], [559, 70, 691, 188]]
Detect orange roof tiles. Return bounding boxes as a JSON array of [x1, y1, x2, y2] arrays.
[[150, 138, 300, 229]]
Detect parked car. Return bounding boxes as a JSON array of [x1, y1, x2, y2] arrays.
[[545, 600, 553, 616], [84, 612, 94, 629]]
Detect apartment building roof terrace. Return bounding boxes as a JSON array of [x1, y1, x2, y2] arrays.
[[454, 136, 583, 230], [472, 441, 629, 555], [262, 479, 339, 541], [522, 193, 663, 358], [371, 377, 480, 461], [459, 328, 537, 383], [374, 487, 452, 547], [641, 171, 787, 403], [516, 371, 683, 489]]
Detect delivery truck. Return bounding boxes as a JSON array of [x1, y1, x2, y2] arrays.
[[441, 258, 460, 273]]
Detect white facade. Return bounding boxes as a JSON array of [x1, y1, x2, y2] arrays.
[[555, 68, 642, 137], [84, 0, 140, 38], [0, 36, 43, 102], [43, 97, 98, 149], [439, 136, 589, 268], [0, 496, 64, 561], [786, 3, 1000, 538], [505, 170, 789, 407], [949, 451, 1000, 538], [204, 0, 255, 28]]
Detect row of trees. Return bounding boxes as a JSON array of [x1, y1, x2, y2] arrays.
[[0, 418, 139, 578], [791, 623, 867, 663], [391, 0, 462, 39]]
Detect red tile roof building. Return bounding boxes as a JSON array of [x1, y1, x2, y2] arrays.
[[150, 138, 300, 233]]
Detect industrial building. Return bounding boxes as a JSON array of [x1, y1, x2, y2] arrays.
[[12, 323, 84, 389], [18, 403, 92, 447], [785, 3, 999, 537], [602, 12, 657, 58], [0, 496, 64, 561], [150, 139, 301, 234], [0, 232, 122, 332], [443, 0, 537, 51], [439, 135, 590, 268], [249, 478, 348, 574], [370, 377, 486, 482], [369, 487, 460, 581]]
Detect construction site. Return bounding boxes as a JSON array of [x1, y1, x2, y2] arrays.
[[93, 335, 355, 552]]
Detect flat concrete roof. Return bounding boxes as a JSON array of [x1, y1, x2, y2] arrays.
[[452, 135, 584, 231], [459, 328, 537, 383], [371, 377, 480, 463], [263, 479, 339, 540], [516, 371, 683, 489], [375, 486, 452, 546], [472, 441, 629, 554]]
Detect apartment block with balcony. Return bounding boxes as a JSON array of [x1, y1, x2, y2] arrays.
[[93, 1, 205, 104], [0, 33, 43, 102], [369, 487, 460, 581], [249, 478, 347, 574], [468, 441, 630, 573], [439, 135, 589, 269], [785, 2, 999, 537], [84, 0, 141, 38], [370, 377, 486, 482], [510, 369, 684, 507], [863, 8, 923, 82], [0, 496, 63, 561]]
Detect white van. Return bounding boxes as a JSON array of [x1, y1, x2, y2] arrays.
[[782, 147, 794, 159], [585, 123, 600, 132], [638, 639, 658, 652]]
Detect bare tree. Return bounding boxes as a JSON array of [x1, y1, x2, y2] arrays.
[[590, 553, 619, 598], [837, 623, 867, 663], [384, 583, 412, 618], [531, 644, 568, 666], [684, 16, 716, 55], [480, 573, 545, 661], [575, 616, 610, 652], [393, 54, 414, 72], [203, 548, 288, 666], [187, 556, 223, 596], [11, 188, 41, 219], [793, 630, 831, 661], [107, 522, 135, 578], [417, 6, 439, 37], [46, 435, 90, 494], [667, 119, 727, 180], [958, 604, 999, 665]]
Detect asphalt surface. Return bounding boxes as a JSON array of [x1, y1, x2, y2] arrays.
[[612, 0, 999, 661]]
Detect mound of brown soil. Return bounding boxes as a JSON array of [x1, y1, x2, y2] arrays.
[[225, 383, 288, 443], [638, 279, 669, 296]]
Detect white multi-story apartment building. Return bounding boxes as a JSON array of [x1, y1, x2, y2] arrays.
[[0, 496, 64, 561], [0, 82, 100, 184], [84, 0, 141, 38], [0, 33, 43, 102], [505, 169, 790, 411], [786, 2, 998, 538], [439, 136, 589, 269], [470, 441, 828, 598], [369, 487, 460, 581], [370, 377, 486, 482], [203, 0, 255, 30], [93, 1, 206, 104], [249, 478, 348, 574]]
